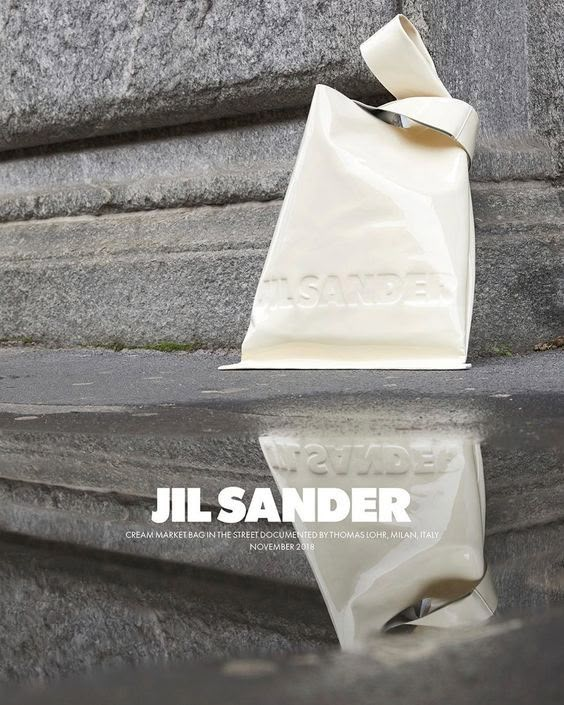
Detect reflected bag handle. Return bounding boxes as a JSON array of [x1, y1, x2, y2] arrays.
[[385, 566, 497, 631]]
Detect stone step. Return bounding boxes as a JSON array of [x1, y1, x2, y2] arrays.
[[0, 117, 554, 224], [0, 442, 560, 593], [0, 182, 561, 353], [0, 112, 302, 223], [0, 532, 335, 685], [7, 605, 561, 705]]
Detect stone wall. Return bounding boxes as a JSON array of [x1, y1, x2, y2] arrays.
[[0, 0, 562, 353]]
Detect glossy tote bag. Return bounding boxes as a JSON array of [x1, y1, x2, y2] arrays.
[[222, 14, 478, 370]]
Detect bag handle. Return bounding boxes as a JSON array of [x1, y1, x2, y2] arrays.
[[361, 14, 450, 99], [360, 15, 478, 163]]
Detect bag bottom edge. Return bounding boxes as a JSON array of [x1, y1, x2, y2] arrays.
[[220, 361, 471, 371]]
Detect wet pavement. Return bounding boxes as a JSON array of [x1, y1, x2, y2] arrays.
[[0, 348, 562, 703], [0, 346, 561, 407]]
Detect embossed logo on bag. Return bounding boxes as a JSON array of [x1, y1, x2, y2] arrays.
[[261, 437, 462, 476], [256, 273, 455, 309]]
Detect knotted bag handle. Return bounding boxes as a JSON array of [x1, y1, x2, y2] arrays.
[[359, 15, 478, 163]]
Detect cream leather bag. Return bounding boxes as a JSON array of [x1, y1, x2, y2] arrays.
[[223, 14, 478, 370]]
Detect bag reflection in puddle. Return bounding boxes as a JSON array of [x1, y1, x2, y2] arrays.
[[259, 431, 496, 649]]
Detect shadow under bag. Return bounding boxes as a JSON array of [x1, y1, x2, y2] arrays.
[[222, 14, 479, 370]]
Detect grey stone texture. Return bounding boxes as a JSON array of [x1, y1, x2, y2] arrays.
[[6, 609, 563, 705], [0, 430, 271, 508], [0, 0, 394, 152], [0, 116, 556, 225], [0, 182, 561, 354], [527, 0, 564, 175], [404, 0, 529, 136], [0, 477, 313, 587], [403, 0, 563, 171], [0, 0, 559, 173], [0, 113, 300, 223], [0, 534, 334, 685]]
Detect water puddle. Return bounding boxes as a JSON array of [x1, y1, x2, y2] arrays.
[[0, 393, 561, 689]]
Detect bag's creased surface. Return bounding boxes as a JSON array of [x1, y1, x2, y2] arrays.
[[222, 15, 479, 370]]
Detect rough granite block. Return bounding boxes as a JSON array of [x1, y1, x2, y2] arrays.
[[0, 184, 561, 353], [0, 0, 394, 151], [0, 118, 556, 226]]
